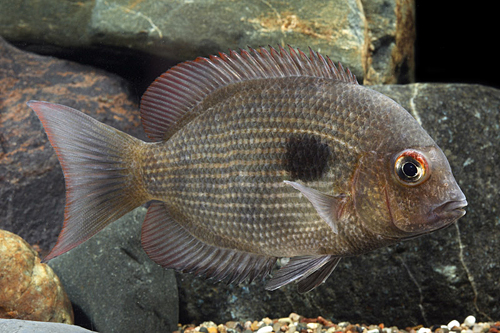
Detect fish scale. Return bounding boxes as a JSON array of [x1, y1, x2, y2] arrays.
[[137, 78, 371, 258], [28, 46, 466, 292]]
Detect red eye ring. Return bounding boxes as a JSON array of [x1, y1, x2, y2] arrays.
[[393, 150, 430, 186]]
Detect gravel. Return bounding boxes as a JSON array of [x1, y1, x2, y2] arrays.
[[176, 314, 500, 333]]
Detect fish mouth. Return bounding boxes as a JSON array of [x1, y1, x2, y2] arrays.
[[434, 199, 468, 220]]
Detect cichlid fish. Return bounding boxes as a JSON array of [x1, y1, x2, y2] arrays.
[[28, 46, 467, 292]]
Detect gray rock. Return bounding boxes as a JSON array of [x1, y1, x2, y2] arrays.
[[0, 319, 96, 333], [0, 0, 415, 84], [176, 84, 500, 326], [48, 207, 179, 333]]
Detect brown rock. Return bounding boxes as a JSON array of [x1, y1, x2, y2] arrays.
[[0, 229, 73, 323]]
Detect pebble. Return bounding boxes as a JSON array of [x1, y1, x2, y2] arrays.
[[262, 318, 273, 326], [465, 316, 477, 327], [472, 325, 482, 333], [418, 329, 431, 333], [202, 322, 218, 328], [256, 326, 273, 333], [440, 326, 450, 333], [448, 321, 461, 331], [251, 322, 261, 331], [226, 322, 244, 333], [290, 313, 301, 323], [178, 312, 499, 333]]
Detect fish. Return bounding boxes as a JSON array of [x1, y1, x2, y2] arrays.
[[27, 45, 467, 292]]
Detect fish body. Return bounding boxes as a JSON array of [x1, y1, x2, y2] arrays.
[[28, 46, 467, 292]]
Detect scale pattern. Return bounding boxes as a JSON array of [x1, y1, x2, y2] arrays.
[[139, 77, 388, 257]]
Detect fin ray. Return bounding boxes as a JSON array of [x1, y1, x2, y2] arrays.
[[284, 181, 346, 234], [28, 101, 148, 261], [297, 257, 341, 293], [141, 202, 277, 284], [140, 45, 358, 141], [265, 255, 340, 292]]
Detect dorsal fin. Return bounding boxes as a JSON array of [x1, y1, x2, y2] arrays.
[[140, 45, 358, 141]]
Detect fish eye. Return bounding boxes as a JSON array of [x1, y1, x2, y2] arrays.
[[394, 150, 430, 186]]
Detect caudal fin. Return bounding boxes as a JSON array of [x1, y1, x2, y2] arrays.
[[28, 101, 149, 260]]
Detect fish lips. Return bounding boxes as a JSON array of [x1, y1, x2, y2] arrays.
[[426, 198, 468, 230], [397, 198, 468, 239]]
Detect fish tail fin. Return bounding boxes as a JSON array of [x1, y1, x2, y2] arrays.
[[28, 101, 150, 261]]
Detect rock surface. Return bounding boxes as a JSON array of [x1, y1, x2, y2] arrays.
[[0, 0, 415, 84], [0, 230, 73, 323], [48, 207, 179, 333], [0, 36, 146, 253], [0, 319, 97, 333], [176, 84, 500, 326]]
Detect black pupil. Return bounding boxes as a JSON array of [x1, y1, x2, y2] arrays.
[[402, 161, 418, 178]]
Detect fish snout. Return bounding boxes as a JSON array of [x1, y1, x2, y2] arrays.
[[434, 198, 468, 220]]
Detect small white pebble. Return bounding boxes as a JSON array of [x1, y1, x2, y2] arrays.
[[448, 320, 460, 330], [262, 318, 273, 326], [257, 326, 273, 333], [367, 329, 379, 333], [418, 328, 431, 333], [289, 313, 301, 322], [472, 324, 483, 333], [279, 318, 292, 325], [307, 323, 319, 329], [464, 316, 476, 327]]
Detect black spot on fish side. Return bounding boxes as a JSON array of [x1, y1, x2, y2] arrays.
[[285, 135, 330, 181]]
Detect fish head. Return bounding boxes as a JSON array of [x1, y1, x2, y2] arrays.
[[353, 145, 467, 239]]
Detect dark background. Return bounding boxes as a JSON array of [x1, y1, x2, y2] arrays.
[[415, 2, 498, 89]]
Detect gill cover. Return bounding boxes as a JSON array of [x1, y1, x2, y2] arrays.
[[353, 146, 465, 239]]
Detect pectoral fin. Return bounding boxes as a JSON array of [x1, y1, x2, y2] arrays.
[[284, 180, 346, 234]]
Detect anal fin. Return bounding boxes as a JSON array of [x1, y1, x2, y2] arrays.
[[141, 202, 277, 284]]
